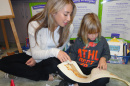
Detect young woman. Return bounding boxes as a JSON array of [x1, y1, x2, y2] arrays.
[[0, 0, 76, 81], [58, 13, 110, 86]]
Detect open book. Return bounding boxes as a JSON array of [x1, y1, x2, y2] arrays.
[[57, 61, 130, 86]]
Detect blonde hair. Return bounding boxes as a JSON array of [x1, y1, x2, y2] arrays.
[[27, 0, 76, 47], [78, 13, 101, 45]]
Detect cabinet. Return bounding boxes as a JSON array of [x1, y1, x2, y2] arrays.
[[12, 2, 30, 43]]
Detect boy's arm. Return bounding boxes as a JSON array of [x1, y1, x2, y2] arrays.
[[69, 38, 79, 61], [101, 38, 111, 61], [98, 37, 111, 70]]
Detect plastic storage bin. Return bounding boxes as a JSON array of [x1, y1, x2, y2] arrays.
[[107, 55, 130, 64]]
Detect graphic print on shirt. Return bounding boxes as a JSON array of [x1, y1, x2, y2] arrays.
[[78, 42, 99, 67], [86, 42, 97, 48]]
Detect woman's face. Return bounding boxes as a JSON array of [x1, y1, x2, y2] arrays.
[[53, 3, 73, 27], [88, 33, 98, 41]]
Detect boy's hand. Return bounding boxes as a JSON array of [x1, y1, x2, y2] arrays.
[[97, 57, 107, 70]]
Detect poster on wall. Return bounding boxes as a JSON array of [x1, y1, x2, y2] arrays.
[[101, 0, 130, 42], [29, 2, 46, 17], [72, 0, 99, 39], [29, 1, 100, 39]]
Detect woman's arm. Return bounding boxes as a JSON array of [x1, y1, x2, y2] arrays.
[[57, 24, 74, 62], [27, 22, 74, 62], [28, 21, 61, 60]]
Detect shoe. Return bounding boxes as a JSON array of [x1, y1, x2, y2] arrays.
[[5, 73, 17, 79]]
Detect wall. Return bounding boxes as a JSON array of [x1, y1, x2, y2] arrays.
[[0, 0, 47, 43]]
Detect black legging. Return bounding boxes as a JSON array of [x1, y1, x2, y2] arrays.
[[58, 64, 109, 86], [0, 53, 60, 81]]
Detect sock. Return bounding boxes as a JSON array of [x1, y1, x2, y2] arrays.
[[69, 84, 74, 86]]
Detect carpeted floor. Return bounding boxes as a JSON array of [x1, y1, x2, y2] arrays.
[[0, 47, 130, 86]]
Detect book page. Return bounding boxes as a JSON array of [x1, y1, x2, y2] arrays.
[[58, 61, 130, 85]]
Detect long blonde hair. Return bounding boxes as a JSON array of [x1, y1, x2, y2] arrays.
[[27, 0, 76, 47], [78, 13, 101, 45]]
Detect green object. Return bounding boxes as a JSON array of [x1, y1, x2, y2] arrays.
[[29, 2, 46, 17], [98, 0, 103, 22]]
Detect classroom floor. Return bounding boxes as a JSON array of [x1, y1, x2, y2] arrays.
[[0, 45, 130, 86]]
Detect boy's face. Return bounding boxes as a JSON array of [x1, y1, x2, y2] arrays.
[[88, 33, 98, 41]]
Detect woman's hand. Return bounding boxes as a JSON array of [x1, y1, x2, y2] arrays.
[[57, 50, 71, 63], [97, 57, 107, 70], [25, 58, 36, 67]]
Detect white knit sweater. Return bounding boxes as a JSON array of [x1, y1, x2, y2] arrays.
[[25, 21, 74, 63]]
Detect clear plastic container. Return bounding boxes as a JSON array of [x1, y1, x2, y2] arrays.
[[109, 55, 124, 64]]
